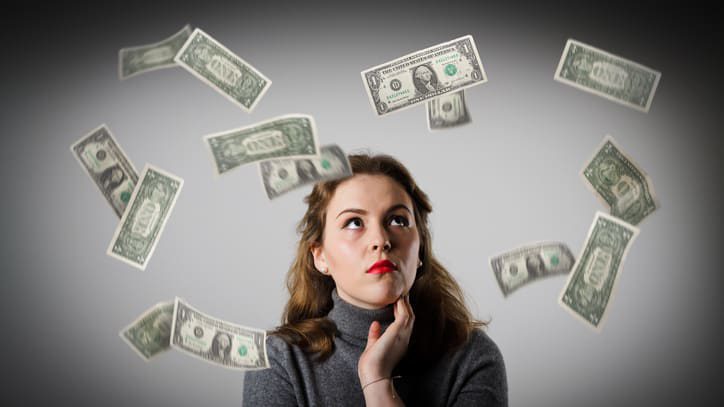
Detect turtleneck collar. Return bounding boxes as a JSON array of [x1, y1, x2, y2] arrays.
[[327, 288, 395, 345]]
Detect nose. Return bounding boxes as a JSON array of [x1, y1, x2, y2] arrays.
[[369, 224, 392, 252]]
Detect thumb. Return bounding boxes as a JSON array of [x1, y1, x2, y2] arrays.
[[365, 320, 382, 351]]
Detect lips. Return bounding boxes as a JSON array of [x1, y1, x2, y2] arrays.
[[367, 259, 398, 274]]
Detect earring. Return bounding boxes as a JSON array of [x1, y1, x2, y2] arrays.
[[319, 268, 328, 275], [418, 260, 423, 268]]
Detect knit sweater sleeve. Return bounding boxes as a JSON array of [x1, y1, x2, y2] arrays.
[[450, 329, 508, 407], [242, 335, 298, 406]]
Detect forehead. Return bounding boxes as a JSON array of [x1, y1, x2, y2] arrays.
[[327, 174, 412, 213]]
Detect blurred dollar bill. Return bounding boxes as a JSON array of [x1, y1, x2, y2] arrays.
[[582, 135, 658, 225], [171, 298, 269, 370], [490, 242, 575, 297], [119, 25, 192, 80], [204, 114, 320, 175], [559, 212, 639, 331], [554, 39, 661, 112], [120, 301, 173, 361], [70, 124, 139, 217], [174, 28, 271, 112], [427, 90, 471, 130], [107, 165, 184, 271], [361, 35, 486, 116], [259, 144, 352, 200]]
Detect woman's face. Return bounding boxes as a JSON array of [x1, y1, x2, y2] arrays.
[[312, 174, 420, 309]]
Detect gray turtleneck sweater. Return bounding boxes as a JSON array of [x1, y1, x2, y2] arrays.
[[242, 289, 507, 406]]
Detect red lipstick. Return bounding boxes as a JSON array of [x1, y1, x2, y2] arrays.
[[367, 259, 397, 274]]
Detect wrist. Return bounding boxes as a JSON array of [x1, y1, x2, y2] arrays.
[[361, 376, 402, 399], [358, 369, 388, 385], [360, 375, 403, 405], [361, 376, 391, 392]]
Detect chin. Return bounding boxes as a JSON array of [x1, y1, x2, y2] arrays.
[[366, 282, 404, 306]]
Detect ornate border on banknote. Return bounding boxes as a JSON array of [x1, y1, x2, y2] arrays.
[[118, 24, 192, 80], [119, 301, 174, 361], [174, 28, 272, 113], [580, 135, 660, 226], [170, 298, 270, 370], [558, 212, 640, 332], [70, 124, 139, 218], [203, 114, 321, 176], [554, 39, 661, 113], [361, 35, 487, 116], [106, 164, 184, 270]]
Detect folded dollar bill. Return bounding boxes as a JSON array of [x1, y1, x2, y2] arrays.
[[119, 25, 192, 80], [554, 39, 661, 112], [361, 35, 486, 116], [175, 28, 271, 112], [171, 298, 269, 370], [70, 124, 139, 218], [427, 90, 471, 130], [204, 114, 320, 175], [120, 301, 174, 361], [490, 241, 575, 297], [259, 144, 352, 199], [107, 165, 184, 270], [581, 135, 659, 225], [559, 212, 639, 331]]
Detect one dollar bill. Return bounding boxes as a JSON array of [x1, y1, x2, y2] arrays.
[[107, 165, 184, 270], [119, 25, 192, 80], [582, 135, 658, 225], [259, 144, 352, 200], [175, 28, 271, 112], [70, 124, 139, 218], [427, 90, 471, 130], [171, 298, 269, 370], [204, 114, 320, 175], [559, 212, 639, 331], [554, 39, 661, 112], [490, 241, 575, 297], [361, 35, 486, 116], [120, 301, 174, 361]]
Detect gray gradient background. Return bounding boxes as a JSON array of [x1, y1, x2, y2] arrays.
[[2, 1, 722, 406]]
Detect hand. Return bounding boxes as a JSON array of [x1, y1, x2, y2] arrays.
[[357, 293, 415, 385]]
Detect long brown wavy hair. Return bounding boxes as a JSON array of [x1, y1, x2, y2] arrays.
[[270, 152, 486, 370]]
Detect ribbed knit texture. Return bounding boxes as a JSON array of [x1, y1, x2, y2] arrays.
[[242, 289, 507, 406]]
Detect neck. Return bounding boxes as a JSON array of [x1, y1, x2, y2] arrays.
[[327, 288, 395, 345]]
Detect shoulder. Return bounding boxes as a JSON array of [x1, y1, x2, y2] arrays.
[[448, 329, 508, 405], [452, 328, 506, 372], [244, 334, 305, 389], [264, 333, 300, 363], [242, 335, 301, 403], [469, 328, 504, 360]]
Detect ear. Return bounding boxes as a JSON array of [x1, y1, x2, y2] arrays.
[[310, 244, 328, 273]]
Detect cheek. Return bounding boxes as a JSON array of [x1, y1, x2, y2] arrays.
[[401, 230, 421, 255], [324, 231, 363, 268], [394, 231, 421, 269]]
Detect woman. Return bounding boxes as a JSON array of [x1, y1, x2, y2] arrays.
[[243, 153, 507, 406]]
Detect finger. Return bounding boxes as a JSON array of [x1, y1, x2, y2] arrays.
[[395, 294, 415, 330], [394, 294, 410, 327], [364, 320, 381, 351], [402, 293, 415, 328]]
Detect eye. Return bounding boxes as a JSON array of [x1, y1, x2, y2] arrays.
[[389, 215, 410, 227], [343, 217, 363, 229]]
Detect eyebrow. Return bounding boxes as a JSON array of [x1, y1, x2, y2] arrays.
[[336, 204, 412, 219]]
